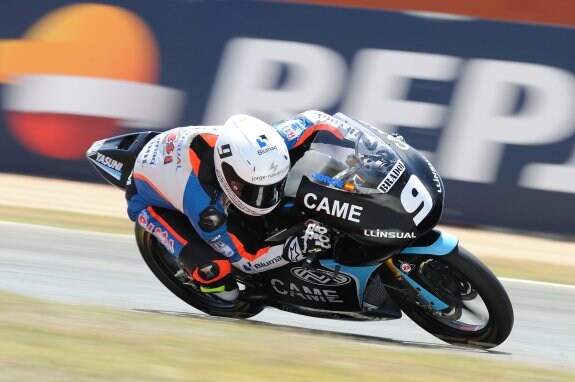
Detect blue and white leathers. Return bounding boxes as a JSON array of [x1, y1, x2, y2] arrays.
[[127, 111, 346, 274]]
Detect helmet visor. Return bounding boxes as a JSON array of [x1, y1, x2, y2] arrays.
[[222, 162, 286, 209]]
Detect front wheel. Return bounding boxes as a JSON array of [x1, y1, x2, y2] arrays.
[[384, 246, 514, 348], [135, 224, 264, 318]]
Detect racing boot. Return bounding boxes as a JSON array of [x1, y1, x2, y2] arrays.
[[191, 260, 239, 302]]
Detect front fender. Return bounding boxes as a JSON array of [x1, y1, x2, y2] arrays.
[[400, 229, 458, 256]]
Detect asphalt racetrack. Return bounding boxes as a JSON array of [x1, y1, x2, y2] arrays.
[[1, 221, 574, 370]]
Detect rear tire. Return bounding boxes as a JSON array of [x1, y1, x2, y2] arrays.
[[135, 224, 264, 319], [385, 246, 513, 348]]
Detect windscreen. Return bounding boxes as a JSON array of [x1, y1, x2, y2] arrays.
[[285, 116, 403, 196]]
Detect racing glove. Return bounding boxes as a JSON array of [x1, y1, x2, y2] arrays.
[[283, 221, 332, 262]]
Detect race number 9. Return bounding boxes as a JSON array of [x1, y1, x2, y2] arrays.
[[400, 175, 433, 226]]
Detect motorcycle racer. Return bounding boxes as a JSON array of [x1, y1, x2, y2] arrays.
[[126, 111, 344, 301]]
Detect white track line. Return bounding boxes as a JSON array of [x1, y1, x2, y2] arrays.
[[499, 277, 575, 289]]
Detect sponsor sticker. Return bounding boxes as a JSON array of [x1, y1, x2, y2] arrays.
[[217, 143, 233, 159], [257, 145, 277, 156], [162, 132, 178, 165], [312, 172, 344, 188], [290, 267, 352, 286], [253, 255, 284, 270], [140, 139, 160, 168], [363, 229, 415, 239], [279, 123, 298, 140], [377, 160, 405, 193], [286, 238, 304, 262], [303, 193, 363, 223], [256, 134, 270, 148], [311, 173, 355, 191], [302, 111, 347, 129], [426, 159, 442, 194], [271, 279, 344, 303], [399, 261, 415, 274], [96, 153, 123, 171], [209, 240, 234, 257], [137, 212, 175, 253]]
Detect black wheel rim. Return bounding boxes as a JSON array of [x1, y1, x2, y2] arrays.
[[394, 256, 491, 335]]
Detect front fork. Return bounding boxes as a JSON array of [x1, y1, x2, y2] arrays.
[[383, 230, 460, 312]]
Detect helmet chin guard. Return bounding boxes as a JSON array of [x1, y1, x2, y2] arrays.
[[214, 114, 290, 216]]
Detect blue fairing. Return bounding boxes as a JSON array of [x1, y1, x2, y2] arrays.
[[318, 231, 457, 306], [320, 259, 380, 305], [400, 230, 459, 256]]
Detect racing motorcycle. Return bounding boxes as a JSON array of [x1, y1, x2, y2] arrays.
[[87, 113, 514, 349]]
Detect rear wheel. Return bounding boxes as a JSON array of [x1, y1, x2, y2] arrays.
[[135, 224, 264, 318], [384, 246, 513, 348]]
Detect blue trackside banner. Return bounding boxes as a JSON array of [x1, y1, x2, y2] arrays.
[[1, 0, 574, 234]]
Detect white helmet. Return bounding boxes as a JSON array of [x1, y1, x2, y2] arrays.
[[214, 114, 290, 216]]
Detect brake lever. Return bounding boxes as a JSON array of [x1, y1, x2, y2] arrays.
[[302, 249, 319, 270]]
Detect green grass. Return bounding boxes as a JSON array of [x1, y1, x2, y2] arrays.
[[482, 257, 575, 286], [0, 291, 573, 382]]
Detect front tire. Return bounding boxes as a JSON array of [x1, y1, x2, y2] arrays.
[[135, 224, 264, 318], [384, 246, 514, 348]]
